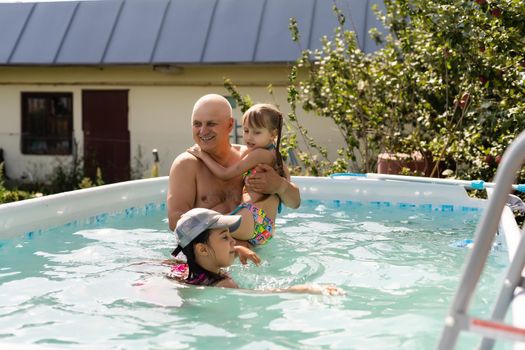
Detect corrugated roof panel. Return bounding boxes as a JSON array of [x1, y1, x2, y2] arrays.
[[0, 3, 34, 64], [255, 0, 314, 63], [308, 0, 339, 52], [10, 2, 77, 64], [103, 0, 168, 64], [203, 0, 265, 63], [153, 0, 215, 63], [0, 0, 385, 65], [56, 0, 122, 64]]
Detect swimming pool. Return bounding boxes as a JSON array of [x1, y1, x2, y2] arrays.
[[0, 176, 522, 349]]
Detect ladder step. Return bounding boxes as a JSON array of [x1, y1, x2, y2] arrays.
[[467, 317, 525, 343]]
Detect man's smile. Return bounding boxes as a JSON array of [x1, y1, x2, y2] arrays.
[[200, 135, 215, 142]]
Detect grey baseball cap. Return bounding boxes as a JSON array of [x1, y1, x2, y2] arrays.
[[172, 208, 241, 256]]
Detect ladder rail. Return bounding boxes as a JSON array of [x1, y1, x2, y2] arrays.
[[479, 227, 525, 350], [437, 130, 525, 350]]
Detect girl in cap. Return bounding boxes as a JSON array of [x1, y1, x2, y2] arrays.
[[169, 207, 258, 288], [187, 104, 287, 247], [169, 208, 343, 295]]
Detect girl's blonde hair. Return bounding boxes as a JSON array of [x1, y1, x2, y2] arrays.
[[241, 104, 284, 177]]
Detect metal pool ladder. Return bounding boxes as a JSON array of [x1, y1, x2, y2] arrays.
[[437, 130, 525, 350]]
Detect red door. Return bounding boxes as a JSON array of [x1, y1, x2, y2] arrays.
[[82, 90, 130, 184]]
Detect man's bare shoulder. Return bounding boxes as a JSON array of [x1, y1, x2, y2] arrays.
[[170, 151, 199, 171], [215, 277, 239, 289]]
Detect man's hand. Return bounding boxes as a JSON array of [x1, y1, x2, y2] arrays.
[[234, 246, 261, 266], [244, 163, 285, 194], [245, 164, 301, 209]]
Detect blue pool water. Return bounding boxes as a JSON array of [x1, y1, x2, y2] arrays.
[[0, 201, 510, 349]]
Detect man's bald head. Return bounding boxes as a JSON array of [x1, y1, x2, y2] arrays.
[[190, 94, 234, 154], [192, 94, 232, 122]]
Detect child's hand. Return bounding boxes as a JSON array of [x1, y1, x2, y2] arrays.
[[234, 245, 261, 266], [187, 145, 202, 158]]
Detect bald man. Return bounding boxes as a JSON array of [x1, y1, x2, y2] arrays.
[[167, 94, 300, 231]]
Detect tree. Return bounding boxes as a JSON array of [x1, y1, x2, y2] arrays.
[[227, 0, 525, 180]]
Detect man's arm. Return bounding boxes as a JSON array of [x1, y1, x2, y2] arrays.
[[167, 153, 198, 231], [245, 163, 301, 209]]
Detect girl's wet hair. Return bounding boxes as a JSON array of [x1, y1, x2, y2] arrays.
[[180, 229, 225, 285], [241, 104, 285, 177]]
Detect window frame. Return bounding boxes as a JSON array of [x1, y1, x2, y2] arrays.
[[21, 92, 74, 156]]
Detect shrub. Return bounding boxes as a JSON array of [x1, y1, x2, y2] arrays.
[[226, 0, 525, 180]]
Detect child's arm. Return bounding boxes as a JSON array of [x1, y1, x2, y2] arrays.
[[187, 145, 274, 180], [274, 284, 345, 296]]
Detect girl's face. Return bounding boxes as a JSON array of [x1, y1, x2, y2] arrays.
[[206, 227, 237, 268], [242, 124, 276, 150]]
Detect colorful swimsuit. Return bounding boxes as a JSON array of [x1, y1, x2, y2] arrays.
[[230, 202, 274, 246]]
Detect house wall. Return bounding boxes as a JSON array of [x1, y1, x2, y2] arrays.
[[0, 65, 345, 182]]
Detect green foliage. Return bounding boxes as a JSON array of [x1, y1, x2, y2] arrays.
[[226, 0, 525, 180], [46, 146, 104, 193], [224, 79, 254, 113], [375, 0, 525, 181], [78, 167, 104, 189], [0, 163, 34, 203]]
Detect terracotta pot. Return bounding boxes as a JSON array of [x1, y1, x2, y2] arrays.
[[377, 152, 433, 176]]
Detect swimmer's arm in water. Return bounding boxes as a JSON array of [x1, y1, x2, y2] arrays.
[[187, 145, 274, 180], [216, 281, 344, 296], [270, 284, 345, 296]]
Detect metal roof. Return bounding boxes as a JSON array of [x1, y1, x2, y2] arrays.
[[0, 0, 384, 65]]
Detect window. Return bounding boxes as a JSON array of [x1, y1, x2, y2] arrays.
[[21, 92, 73, 155], [224, 95, 242, 144]]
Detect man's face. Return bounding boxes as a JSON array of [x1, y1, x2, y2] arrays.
[[192, 111, 232, 152]]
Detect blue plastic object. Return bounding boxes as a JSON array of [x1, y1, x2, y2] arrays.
[[330, 173, 366, 178], [516, 184, 525, 193], [451, 239, 474, 248], [470, 180, 485, 190]]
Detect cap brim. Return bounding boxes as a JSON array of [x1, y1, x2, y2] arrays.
[[209, 214, 242, 233]]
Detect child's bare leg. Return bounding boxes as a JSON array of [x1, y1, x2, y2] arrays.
[[230, 208, 256, 241]]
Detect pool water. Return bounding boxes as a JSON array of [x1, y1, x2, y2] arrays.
[[0, 201, 511, 349]]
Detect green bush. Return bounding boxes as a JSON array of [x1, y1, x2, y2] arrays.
[[0, 163, 34, 204], [227, 0, 525, 180]]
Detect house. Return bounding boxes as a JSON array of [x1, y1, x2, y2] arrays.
[[0, 0, 383, 183]]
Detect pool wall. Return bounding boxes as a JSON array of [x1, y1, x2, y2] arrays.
[[0, 175, 486, 239]]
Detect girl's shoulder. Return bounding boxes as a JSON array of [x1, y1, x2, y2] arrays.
[[242, 147, 275, 163], [165, 261, 233, 287], [214, 276, 239, 288]]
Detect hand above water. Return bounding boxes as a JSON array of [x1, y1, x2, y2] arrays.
[[234, 245, 261, 266]]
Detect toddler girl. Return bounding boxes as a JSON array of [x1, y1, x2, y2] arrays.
[[188, 104, 285, 247]]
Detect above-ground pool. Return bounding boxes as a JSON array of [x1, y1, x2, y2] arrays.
[[0, 176, 523, 349]]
